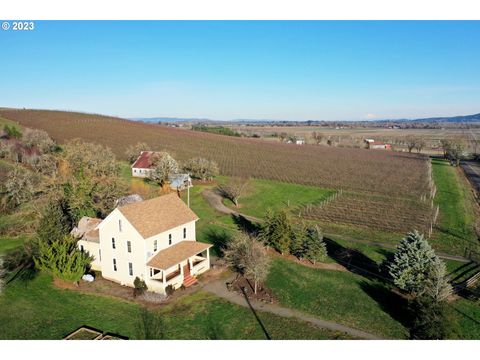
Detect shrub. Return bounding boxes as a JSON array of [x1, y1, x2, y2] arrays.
[[22, 128, 55, 153], [133, 276, 148, 297], [3, 125, 22, 139]]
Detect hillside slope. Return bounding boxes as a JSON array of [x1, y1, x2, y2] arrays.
[[0, 108, 429, 198]]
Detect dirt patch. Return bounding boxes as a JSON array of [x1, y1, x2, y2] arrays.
[[227, 276, 276, 304]]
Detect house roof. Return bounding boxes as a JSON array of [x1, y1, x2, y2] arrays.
[[147, 241, 212, 270], [131, 151, 156, 169], [117, 193, 199, 239], [71, 216, 102, 243]]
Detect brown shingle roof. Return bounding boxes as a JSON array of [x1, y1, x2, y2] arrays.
[[147, 241, 212, 270], [118, 193, 199, 239]]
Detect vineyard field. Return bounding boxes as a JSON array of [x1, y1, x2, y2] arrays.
[[0, 109, 435, 238], [0, 109, 431, 197]]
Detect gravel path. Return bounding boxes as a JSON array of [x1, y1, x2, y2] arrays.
[[203, 276, 381, 340]]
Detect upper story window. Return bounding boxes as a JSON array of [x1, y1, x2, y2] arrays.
[[118, 219, 122, 232], [113, 258, 117, 271], [168, 234, 172, 245], [128, 262, 133, 276], [183, 227, 187, 239], [112, 238, 116, 249], [154, 239, 157, 252], [99, 249, 102, 261], [127, 241, 131, 253]]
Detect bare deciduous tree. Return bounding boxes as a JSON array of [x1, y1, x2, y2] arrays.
[[4, 166, 34, 208], [311, 131, 324, 145], [183, 157, 219, 181], [125, 142, 149, 164], [414, 138, 426, 153], [217, 177, 249, 207], [224, 232, 270, 294], [149, 151, 179, 186]]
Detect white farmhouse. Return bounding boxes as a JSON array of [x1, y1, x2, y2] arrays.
[[74, 193, 212, 294]]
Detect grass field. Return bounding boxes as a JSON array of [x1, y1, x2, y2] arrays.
[[220, 177, 335, 218], [0, 273, 350, 340], [430, 158, 478, 255], [266, 257, 409, 339]]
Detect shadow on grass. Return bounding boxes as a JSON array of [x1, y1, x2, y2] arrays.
[[359, 281, 412, 332], [324, 237, 386, 282], [203, 227, 232, 257], [231, 214, 262, 236]]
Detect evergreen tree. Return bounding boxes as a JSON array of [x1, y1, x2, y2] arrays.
[[37, 197, 71, 245], [388, 230, 438, 295], [303, 225, 328, 264], [260, 209, 295, 254], [34, 235, 92, 283]]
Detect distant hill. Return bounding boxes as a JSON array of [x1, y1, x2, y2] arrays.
[[409, 113, 480, 123], [131, 117, 211, 123], [130, 113, 480, 125]]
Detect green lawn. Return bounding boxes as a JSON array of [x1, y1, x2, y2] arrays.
[[0, 235, 28, 254], [0, 273, 351, 339], [430, 158, 478, 256], [451, 298, 480, 340], [220, 177, 335, 218], [266, 257, 409, 339]]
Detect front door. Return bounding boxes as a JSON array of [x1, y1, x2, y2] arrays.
[[183, 263, 190, 278]]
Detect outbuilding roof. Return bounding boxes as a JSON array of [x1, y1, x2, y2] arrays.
[[131, 151, 156, 169], [71, 216, 102, 243], [147, 241, 212, 270], [117, 193, 199, 239]]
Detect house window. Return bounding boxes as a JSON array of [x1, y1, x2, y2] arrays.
[[168, 234, 172, 245], [112, 238, 116, 249], [99, 249, 101, 261], [183, 227, 187, 239], [154, 239, 157, 252], [134, 169, 137, 173], [128, 262, 133, 276], [127, 241, 131, 253], [113, 258, 117, 272], [149, 268, 153, 277], [119, 219, 122, 232]]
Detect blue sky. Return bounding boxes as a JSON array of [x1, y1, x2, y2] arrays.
[[1, 21, 479, 121]]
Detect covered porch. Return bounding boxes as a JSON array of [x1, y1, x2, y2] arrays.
[[146, 241, 212, 293]]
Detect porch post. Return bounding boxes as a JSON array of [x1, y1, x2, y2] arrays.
[[207, 248, 210, 264], [162, 270, 166, 287]]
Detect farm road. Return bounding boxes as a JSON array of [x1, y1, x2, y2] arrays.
[[203, 276, 380, 340], [202, 188, 262, 223], [461, 160, 480, 196], [202, 189, 470, 264]]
